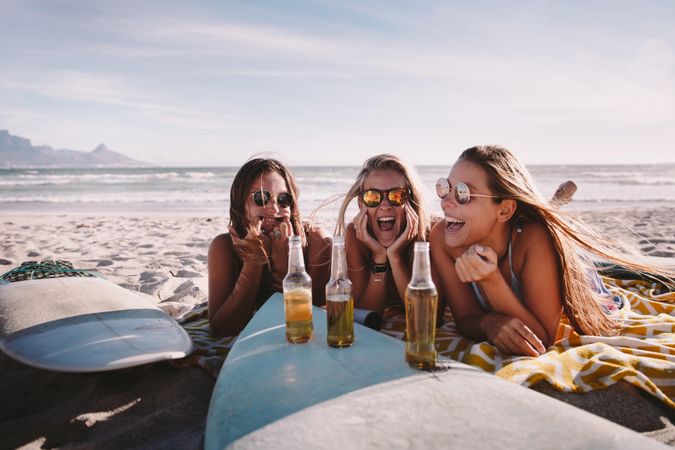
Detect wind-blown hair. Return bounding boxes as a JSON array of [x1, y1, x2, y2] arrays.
[[335, 154, 427, 241], [460, 145, 674, 336], [229, 157, 305, 245]]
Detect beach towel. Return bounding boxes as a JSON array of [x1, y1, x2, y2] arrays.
[[178, 276, 674, 409], [172, 304, 237, 378], [381, 276, 675, 409]]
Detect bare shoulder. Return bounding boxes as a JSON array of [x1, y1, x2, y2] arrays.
[[306, 226, 331, 262], [515, 221, 556, 267], [209, 233, 234, 258], [517, 221, 553, 248], [306, 226, 331, 248], [307, 225, 331, 242]]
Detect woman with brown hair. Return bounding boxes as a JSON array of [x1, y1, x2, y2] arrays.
[[208, 157, 331, 336]]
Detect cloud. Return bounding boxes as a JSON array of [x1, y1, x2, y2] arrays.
[[2, 1, 674, 165], [0, 70, 270, 137]]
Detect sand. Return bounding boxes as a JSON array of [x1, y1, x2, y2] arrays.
[[1, 208, 674, 449]]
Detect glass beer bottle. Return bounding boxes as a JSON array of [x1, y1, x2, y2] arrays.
[[325, 235, 354, 347], [405, 241, 438, 369], [283, 235, 313, 343]]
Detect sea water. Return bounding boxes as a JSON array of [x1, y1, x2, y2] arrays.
[[2, 164, 675, 228]]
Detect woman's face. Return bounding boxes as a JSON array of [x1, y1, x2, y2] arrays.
[[245, 170, 293, 233], [440, 159, 501, 249], [361, 170, 409, 248]]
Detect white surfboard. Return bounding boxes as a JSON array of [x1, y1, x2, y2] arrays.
[[0, 276, 193, 372], [205, 293, 662, 450]]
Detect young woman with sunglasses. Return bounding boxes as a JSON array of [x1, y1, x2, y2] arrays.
[[208, 157, 331, 336], [430, 145, 674, 357], [335, 154, 428, 315]]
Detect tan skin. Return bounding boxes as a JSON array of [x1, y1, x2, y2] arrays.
[[430, 160, 562, 357], [345, 170, 420, 315], [208, 171, 331, 337]]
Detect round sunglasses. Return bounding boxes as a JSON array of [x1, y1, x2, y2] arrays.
[[435, 178, 501, 204], [250, 190, 294, 208], [360, 187, 410, 208]]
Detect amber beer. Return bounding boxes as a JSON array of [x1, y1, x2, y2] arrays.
[[283, 236, 313, 343], [405, 242, 437, 369], [325, 235, 354, 347], [284, 288, 313, 343], [405, 287, 438, 368], [326, 294, 354, 347]]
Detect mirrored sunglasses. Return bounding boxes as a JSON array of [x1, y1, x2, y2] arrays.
[[360, 187, 409, 207], [251, 190, 294, 208], [435, 178, 500, 205]]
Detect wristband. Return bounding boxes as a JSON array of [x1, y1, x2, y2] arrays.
[[370, 262, 388, 274]]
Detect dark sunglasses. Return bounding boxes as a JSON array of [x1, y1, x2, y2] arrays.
[[360, 187, 410, 207], [251, 190, 294, 208], [436, 178, 500, 205]]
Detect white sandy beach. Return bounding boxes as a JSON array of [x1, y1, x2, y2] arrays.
[[1, 208, 674, 448]]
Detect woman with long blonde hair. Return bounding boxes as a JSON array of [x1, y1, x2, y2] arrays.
[[336, 154, 428, 315], [430, 145, 674, 356]]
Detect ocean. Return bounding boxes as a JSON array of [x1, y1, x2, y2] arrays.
[[2, 164, 675, 228]]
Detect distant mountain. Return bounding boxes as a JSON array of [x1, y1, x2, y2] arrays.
[[0, 130, 152, 168]]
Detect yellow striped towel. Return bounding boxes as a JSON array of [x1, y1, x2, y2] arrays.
[[380, 277, 675, 409]]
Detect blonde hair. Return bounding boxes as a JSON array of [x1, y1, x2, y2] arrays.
[[460, 145, 674, 336], [335, 154, 427, 241]]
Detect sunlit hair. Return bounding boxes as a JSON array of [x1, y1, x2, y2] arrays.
[[335, 154, 427, 241], [459, 145, 674, 337], [229, 157, 305, 245]]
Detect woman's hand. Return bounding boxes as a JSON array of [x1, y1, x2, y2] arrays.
[[353, 205, 387, 262], [480, 314, 546, 357], [267, 219, 292, 284], [454, 244, 499, 283], [386, 203, 419, 259], [228, 218, 269, 264]]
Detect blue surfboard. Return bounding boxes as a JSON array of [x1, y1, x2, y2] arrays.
[[205, 293, 661, 449]]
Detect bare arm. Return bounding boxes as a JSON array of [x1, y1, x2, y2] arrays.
[[207, 231, 266, 337], [306, 227, 332, 306], [430, 222, 546, 356], [509, 223, 563, 346], [430, 222, 487, 339], [385, 203, 418, 301], [461, 249, 550, 345], [431, 259, 446, 327], [459, 224, 562, 346], [346, 223, 389, 314]]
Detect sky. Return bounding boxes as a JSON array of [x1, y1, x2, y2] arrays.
[[1, 0, 674, 167]]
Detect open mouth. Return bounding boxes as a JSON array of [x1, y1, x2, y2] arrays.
[[445, 215, 465, 233], [377, 216, 395, 232]]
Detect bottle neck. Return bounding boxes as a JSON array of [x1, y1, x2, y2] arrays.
[[288, 238, 306, 273], [410, 242, 432, 286], [329, 241, 347, 281]]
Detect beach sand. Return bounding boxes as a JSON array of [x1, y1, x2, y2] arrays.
[[1, 208, 674, 449]]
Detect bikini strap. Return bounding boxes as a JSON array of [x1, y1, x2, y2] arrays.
[[508, 227, 520, 283]]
